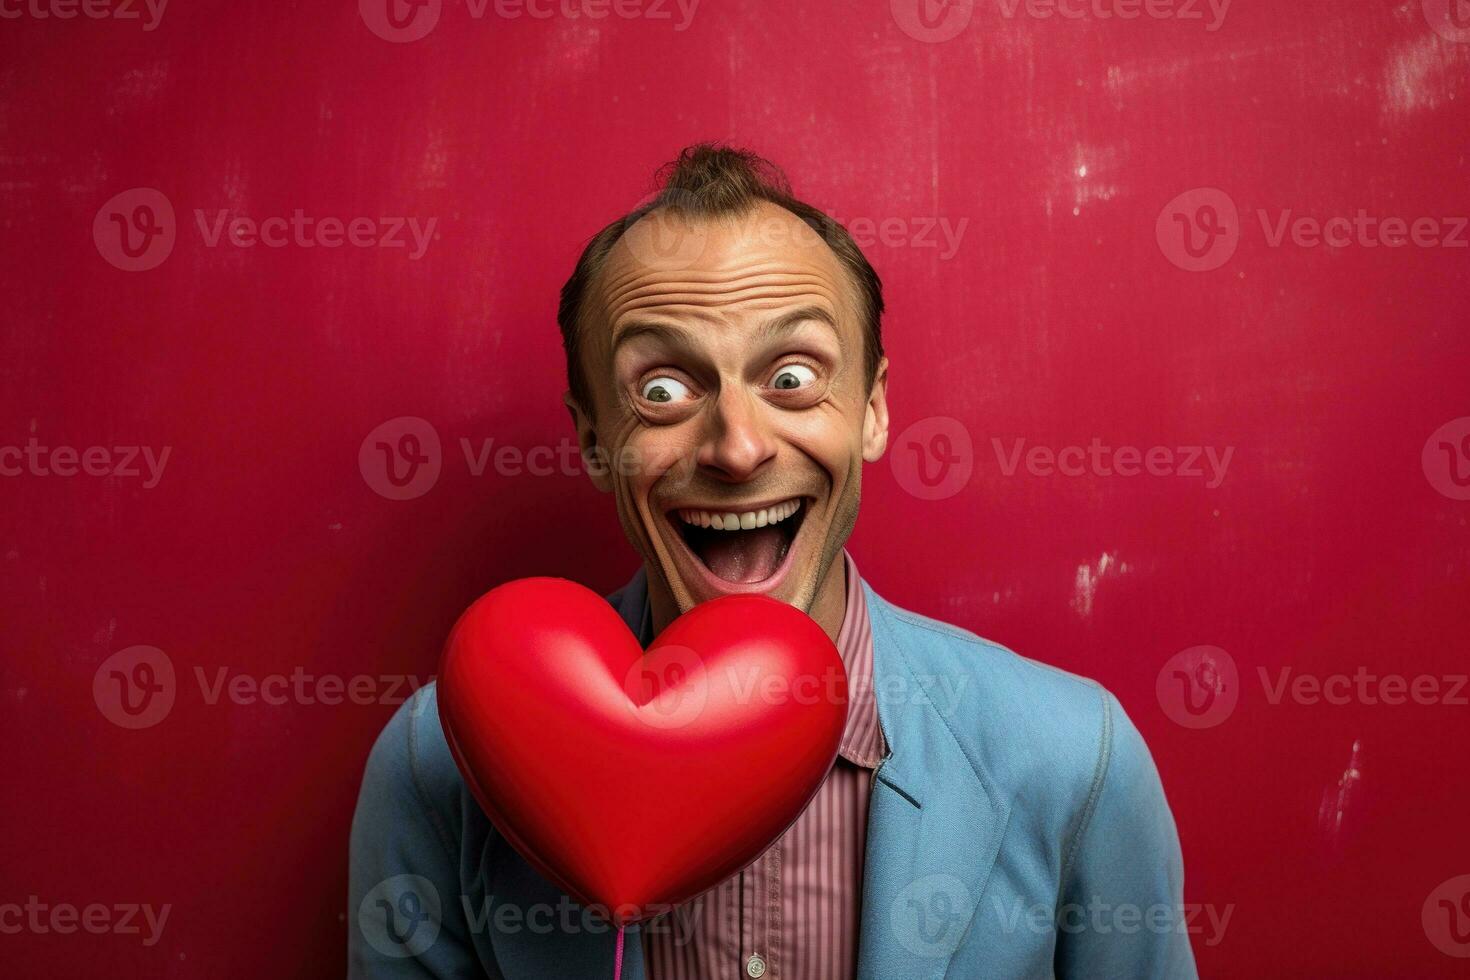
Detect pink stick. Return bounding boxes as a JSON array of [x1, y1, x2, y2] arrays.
[[613, 924, 625, 980]]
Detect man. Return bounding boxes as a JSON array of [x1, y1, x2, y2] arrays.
[[350, 144, 1196, 979]]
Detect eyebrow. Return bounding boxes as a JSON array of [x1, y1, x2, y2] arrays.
[[610, 304, 840, 354]]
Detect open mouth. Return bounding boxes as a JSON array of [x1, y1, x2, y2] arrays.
[[669, 497, 809, 586]]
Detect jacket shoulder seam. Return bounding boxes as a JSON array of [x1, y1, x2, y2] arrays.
[[405, 688, 461, 866], [1058, 687, 1114, 889]]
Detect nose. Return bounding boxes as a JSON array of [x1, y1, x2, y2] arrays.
[[697, 387, 778, 482]]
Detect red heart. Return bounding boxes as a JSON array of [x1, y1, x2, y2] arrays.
[[437, 577, 847, 925]]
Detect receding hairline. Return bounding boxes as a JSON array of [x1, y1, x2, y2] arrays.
[[577, 201, 867, 356]]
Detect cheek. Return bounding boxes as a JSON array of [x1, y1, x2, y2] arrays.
[[612, 422, 703, 498], [781, 403, 866, 482]]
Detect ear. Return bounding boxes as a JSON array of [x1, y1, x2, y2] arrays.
[[564, 391, 613, 493], [861, 356, 890, 463]]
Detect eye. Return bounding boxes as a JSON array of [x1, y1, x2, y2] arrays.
[[769, 363, 817, 391], [639, 376, 693, 404]]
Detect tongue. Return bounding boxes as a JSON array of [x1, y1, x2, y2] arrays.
[[697, 525, 786, 584]]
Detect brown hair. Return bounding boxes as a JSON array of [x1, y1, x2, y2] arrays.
[[557, 143, 885, 413]]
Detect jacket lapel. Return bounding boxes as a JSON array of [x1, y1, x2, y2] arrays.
[[856, 585, 1010, 980]]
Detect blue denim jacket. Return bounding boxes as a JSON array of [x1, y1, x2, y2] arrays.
[[349, 569, 1197, 979]]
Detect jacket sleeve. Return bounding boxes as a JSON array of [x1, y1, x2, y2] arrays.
[[1053, 691, 1199, 979], [348, 689, 484, 979]]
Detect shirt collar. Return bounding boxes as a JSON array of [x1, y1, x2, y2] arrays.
[[832, 550, 885, 769]]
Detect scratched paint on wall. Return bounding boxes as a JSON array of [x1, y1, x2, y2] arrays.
[[1, 0, 1468, 975]]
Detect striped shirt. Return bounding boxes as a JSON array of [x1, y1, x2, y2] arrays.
[[641, 552, 885, 980]]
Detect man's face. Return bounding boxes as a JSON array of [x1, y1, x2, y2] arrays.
[[569, 201, 889, 630]]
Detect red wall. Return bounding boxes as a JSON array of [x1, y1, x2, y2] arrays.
[[3, 1, 1468, 975]]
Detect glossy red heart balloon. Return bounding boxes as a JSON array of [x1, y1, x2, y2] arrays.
[[437, 577, 847, 925]]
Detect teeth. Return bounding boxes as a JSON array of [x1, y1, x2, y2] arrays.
[[678, 499, 802, 531]]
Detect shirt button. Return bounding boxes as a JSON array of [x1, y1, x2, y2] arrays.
[[746, 953, 767, 978]]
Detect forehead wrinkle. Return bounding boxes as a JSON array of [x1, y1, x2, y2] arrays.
[[595, 254, 821, 306], [610, 320, 704, 358], [612, 284, 839, 321], [616, 269, 835, 293], [612, 300, 839, 346], [761, 304, 839, 336], [604, 270, 838, 312]]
